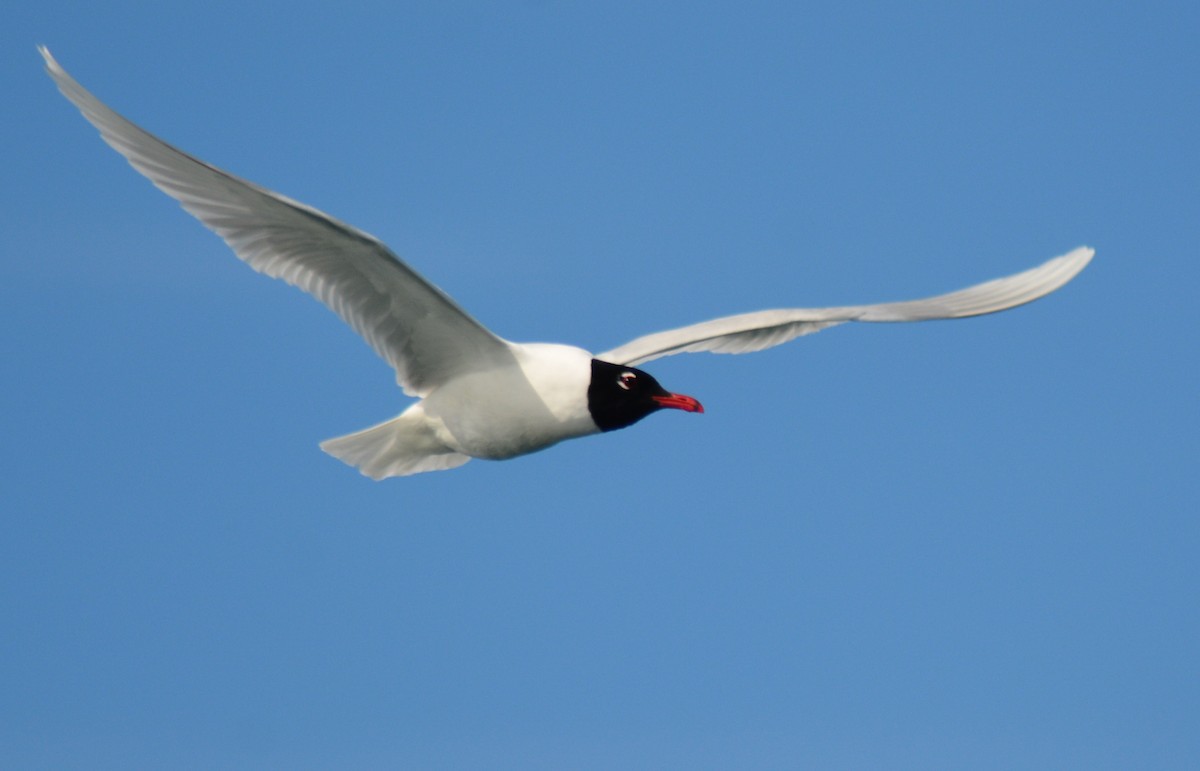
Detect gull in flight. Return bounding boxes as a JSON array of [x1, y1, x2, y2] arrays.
[[41, 47, 1093, 478]]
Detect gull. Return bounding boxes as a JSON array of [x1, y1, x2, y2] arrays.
[[40, 47, 1093, 478]]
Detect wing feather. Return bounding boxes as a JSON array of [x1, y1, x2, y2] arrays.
[[41, 47, 512, 396], [598, 247, 1093, 366]]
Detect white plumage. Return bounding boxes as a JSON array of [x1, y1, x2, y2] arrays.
[[41, 47, 1093, 478]]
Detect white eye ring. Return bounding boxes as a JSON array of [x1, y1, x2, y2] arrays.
[[617, 371, 637, 390]]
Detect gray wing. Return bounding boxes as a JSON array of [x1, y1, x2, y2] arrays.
[[41, 47, 513, 397], [598, 247, 1093, 366]]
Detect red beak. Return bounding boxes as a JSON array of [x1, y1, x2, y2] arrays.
[[652, 392, 704, 413]]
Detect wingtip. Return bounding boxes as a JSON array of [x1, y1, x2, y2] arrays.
[[37, 45, 65, 78], [1060, 245, 1096, 279], [1024, 245, 1094, 299]]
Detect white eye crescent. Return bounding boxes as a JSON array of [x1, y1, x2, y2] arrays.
[[617, 371, 637, 390]]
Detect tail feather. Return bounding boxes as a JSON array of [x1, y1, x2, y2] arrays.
[[320, 407, 470, 479]]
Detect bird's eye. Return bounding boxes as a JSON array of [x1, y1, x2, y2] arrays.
[[617, 371, 637, 390]]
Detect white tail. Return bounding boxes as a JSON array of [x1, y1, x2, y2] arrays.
[[320, 406, 470, 479]]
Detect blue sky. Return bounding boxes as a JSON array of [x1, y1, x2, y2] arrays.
[[4, 2, 1197, 768]]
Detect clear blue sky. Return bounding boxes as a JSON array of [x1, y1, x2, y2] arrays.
[[4, 2, 1197, 768]]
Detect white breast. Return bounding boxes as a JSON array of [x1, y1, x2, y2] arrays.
[[421, 343, 599, 460]]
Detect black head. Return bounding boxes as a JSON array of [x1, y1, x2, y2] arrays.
[[587, 359, 704, 433]]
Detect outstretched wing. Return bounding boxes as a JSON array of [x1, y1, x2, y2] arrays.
[[598, 247, 1093, 366], [41, 47, 513, 397]]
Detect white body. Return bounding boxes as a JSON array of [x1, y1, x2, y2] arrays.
[[321, 344, 600, 478], [424, 343, 598, 457]]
